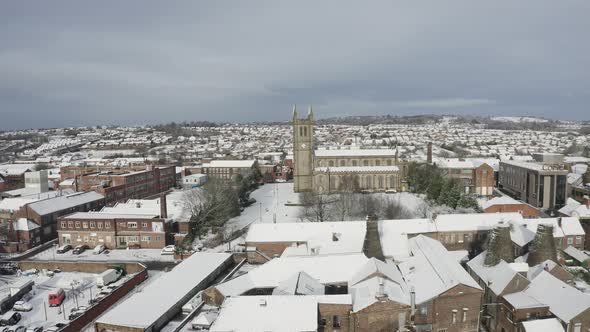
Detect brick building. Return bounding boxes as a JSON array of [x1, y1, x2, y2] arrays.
[[73, 165, 176, 204], [201, 160, 257, 182], [58, 212, 169, 249], [436, 159, 496, 196], [0, 191, 104, 253], [482, 196, 541, 218]]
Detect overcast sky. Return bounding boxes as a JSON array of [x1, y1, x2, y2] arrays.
[[1, 1, 589, 129]]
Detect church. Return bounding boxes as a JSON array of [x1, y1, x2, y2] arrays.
[[292, 106, 407, 193]]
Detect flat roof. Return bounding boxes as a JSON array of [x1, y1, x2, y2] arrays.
[[96, 252, 231, 329], [315, 149, 397, 157], [62, 212, 158, 220]]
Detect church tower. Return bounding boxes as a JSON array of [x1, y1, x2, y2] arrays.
[[293, 105, 314, 192]]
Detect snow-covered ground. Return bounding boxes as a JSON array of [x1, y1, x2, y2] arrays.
[[30, 247, 175, 263], [224, 182, 302, 230]]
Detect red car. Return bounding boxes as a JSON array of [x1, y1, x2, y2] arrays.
[[48, 288, 65, 307]]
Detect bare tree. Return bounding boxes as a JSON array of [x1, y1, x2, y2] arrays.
[[383, 198, 412, 219], [332, 175, 357, 221], [183, 178, 240, 245], [299, 192, 337, 222]]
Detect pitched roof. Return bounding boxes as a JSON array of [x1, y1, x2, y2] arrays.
[[28, 191, 104, 216], [523, 271, 590, 322], [401, 235, 481, 303]]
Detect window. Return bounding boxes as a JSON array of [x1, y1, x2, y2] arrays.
[[319, 318, 326, 326], [141, 236, 151, 242], [127, 222, 138, 228], [340, 160, 346, 166], [452, 310, 457, 324], [60, 221, 66, 229], [387, 159, 392, 166], [352, 160, 358, 166], [98, 222, 103, 229], [576, 236, 583, 244], [376, 160, 381, 166], [462, 308, 468, 322], [90, 222, 96, 228], [75, 221, 81, 229], [568, 237, 574, 245], [363, 160, 369, 166], [105, 222, 111, 229], [329, 160, 335, 167], [332, 315, 341, 328], [68, 221, 73, 228], [419, 304, 428, 317], [142, 222, 148, 228]]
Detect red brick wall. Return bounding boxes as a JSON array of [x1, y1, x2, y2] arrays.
[[484, 204, 540, 218]]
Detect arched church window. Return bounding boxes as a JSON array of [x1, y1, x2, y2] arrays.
[[329, 160, 335, 167], [340, 160, 346, 166]]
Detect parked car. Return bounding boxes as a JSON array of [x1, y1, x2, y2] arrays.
[[0, 312, 21, 326], [48, 288, 65, 307], [160, 245, 176, 255], [44, 322, 67, 331], [55, 245, 72, 254], [93, 244, 106, 255], [25, 326, 42, 332], [68, 311, 82, 320], [12, 301, 32, 312], [72, 245, 88, 255]]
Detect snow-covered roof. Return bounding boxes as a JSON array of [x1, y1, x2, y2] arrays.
[[210, 295, 350, 332], [503, 292, 548, 309], [435, 213, 523, 232], [521, 318, 565, 332], [28, 191, 104, 216], [96, 253, 231, 329], [467, 251, 525, 296], [13, 218, 40, 231], [523, 271, 590, 322], [563, 246, 590, 263], [482, 196, 523, 210], [247, 222, 365, 257], [272, 271, 324, 296], [202, 160, 256, 168], [315, 149, 397, 157], [315, 166, 399, 173], [215, 254, 368, 297], [400, 235, 481, 303], [62, 212, 158, 220]]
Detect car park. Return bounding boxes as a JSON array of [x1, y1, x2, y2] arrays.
[[11, 301, 32, 312], [55, 245, 72, 254], [72, 245, 88, 255]]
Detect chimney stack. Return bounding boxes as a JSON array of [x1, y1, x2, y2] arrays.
[[527, 224, 558, 267], [363, 214, 385, 261], [484, 223, 514, 266], [160, 194, 168, 219]]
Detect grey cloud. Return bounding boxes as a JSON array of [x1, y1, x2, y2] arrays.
[[0, 1, 589, 129]]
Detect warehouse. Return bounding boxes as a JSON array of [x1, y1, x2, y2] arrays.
[[95, 252, 232, 332]]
